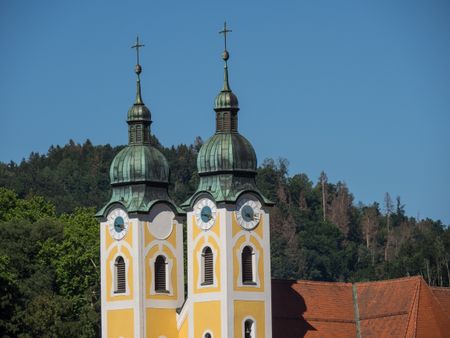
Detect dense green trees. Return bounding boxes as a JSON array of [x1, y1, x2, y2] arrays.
[[0, 139, 449, 335], [0, 189, 99, 337]]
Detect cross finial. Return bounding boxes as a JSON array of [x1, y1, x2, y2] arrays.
[[219, 22, 232, 51], [131, 35, 145, 66]]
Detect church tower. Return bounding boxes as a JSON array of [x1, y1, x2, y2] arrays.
[[96, 37, 185, 338], [181, 23, 274, 338]]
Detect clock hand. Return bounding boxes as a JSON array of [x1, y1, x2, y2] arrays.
[[201, 212, 212, 220]]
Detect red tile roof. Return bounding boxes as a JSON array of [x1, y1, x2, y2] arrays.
[[272, 276, 450, 338]]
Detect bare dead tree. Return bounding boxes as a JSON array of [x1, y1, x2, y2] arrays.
[[319, 171, 328, 222], [384, 192, 393, 262]]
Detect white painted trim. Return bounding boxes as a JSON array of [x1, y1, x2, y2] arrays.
[[149, 252, 174, 296], [175, 220, 185, 308], [103, 300, 134, 310], [176, 298, 190, 330], [201, 329, 214, 338], [109, 252, 131, 297], [236, 241, 261, 288], [197, 244, 218, 289], [224, 208, 233, 338], [263, 212, 273, 338], [242, 316, 257, 338], [144, 299, 180, 308], [232, 292, 267, 301], [100, 221, 107, 338], [144, 239, 177, 258]]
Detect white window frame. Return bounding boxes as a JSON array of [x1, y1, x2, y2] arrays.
[[242, 316, 257, 338]]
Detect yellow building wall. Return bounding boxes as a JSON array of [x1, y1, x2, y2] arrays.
[[107, 308, 134, 338], [232, 211, 265, 239], [192, 216, 221, 294], [105, 245, 134, 302], [146, 308, 178, 338], [145, 243, 179, 300], [178, 315, 189, 338], [232, 234, 265, 292], [105, 219, 133, 249], [233, 300, 265, 337], [194, 301, 221, 338]]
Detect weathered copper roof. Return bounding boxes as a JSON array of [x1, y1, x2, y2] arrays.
[[197, 133, 257, 174], [271, 276, 450, 338], [97, 40, 183, 218], [183, 26, 272, 208], [110, 145, 169, 185]]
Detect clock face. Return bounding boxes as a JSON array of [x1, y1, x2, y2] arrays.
[[194, 198, 217, 230], [107, 209, 129, 240], [236, 197, 261, 230]]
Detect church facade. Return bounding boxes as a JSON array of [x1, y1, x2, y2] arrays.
[[95, 32, 450, 338], [96, 28, 273, 338]]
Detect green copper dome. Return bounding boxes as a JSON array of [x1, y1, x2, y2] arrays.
[[182, 26, 272, 208], [197, 133, 256, 174], [110, 145, 169, 185], [97, 37, 184, 218], [127, 102, 151, 121]]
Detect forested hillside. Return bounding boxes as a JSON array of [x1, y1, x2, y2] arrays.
[[0, 139, 449, 337]]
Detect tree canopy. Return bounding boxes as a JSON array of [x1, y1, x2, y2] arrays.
[[0, 139, 448, 336]]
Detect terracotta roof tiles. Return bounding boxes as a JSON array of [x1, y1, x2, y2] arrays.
[[272, 276, 450, 338]]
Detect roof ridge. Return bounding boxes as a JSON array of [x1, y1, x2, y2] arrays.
[[290, 279, 352, 286], [430, 286, 450, 291], [423, 279, 450, 320], [404, 276, 421, 337], [356, 275, 422, 286]]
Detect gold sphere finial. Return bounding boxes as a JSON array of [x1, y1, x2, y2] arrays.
[[222, 50, 229, 61], [135, 64, 142, 75]]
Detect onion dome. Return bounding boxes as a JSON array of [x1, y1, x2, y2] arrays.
[[197, 133, 256, 175], [110, 145, 169, 185], [97, 36, 182, 218], [183, 23, 272, 207]]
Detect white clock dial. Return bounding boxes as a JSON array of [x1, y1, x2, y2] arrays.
[[194, 198, 217, 230], [107, 208, 129, 240], [236, 198, 261, 230]]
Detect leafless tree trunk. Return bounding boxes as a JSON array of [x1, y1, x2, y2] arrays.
[[384, 192, 393, 262], [425, 259, 431, 285], [320, 171, 328, 222]]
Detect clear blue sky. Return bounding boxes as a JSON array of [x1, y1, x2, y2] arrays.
[[1, 0, 449, 224]]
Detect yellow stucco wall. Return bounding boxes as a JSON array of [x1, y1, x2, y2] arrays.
[[105, 245, 134, 302], [178, 314, 189, 338], [194, 301, 221, 338], [192, 216, 221, 294], [145, 241, 179, 300], [107, 308, 134, 338], [233, 300, 265, 337], [232, 211, 265, 239], [146, 308, 178, 338], [105, 219, 133, 249], [232, 234, 265, 292]]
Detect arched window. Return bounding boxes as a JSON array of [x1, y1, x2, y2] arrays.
[[242, 246, 255, 284], [202, 246, 213, 285], [154, 255, 167, 292], [114, 256, 126, 293], [244, 319, 255, 338], [204, 333, 212, 338]]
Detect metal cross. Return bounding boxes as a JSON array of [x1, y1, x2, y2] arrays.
[[219, 22, 232, 51], [131, 35, 145, 65]]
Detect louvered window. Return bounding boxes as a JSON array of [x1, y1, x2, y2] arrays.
[[202, 247, 214, 286], [242, 246, 254, 284], [154, 255, 167, 292], [114, 256, 126, 293], [244, 319, 254, 338]]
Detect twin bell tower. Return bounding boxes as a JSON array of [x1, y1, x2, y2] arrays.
[[96, 24, 274, 338]]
